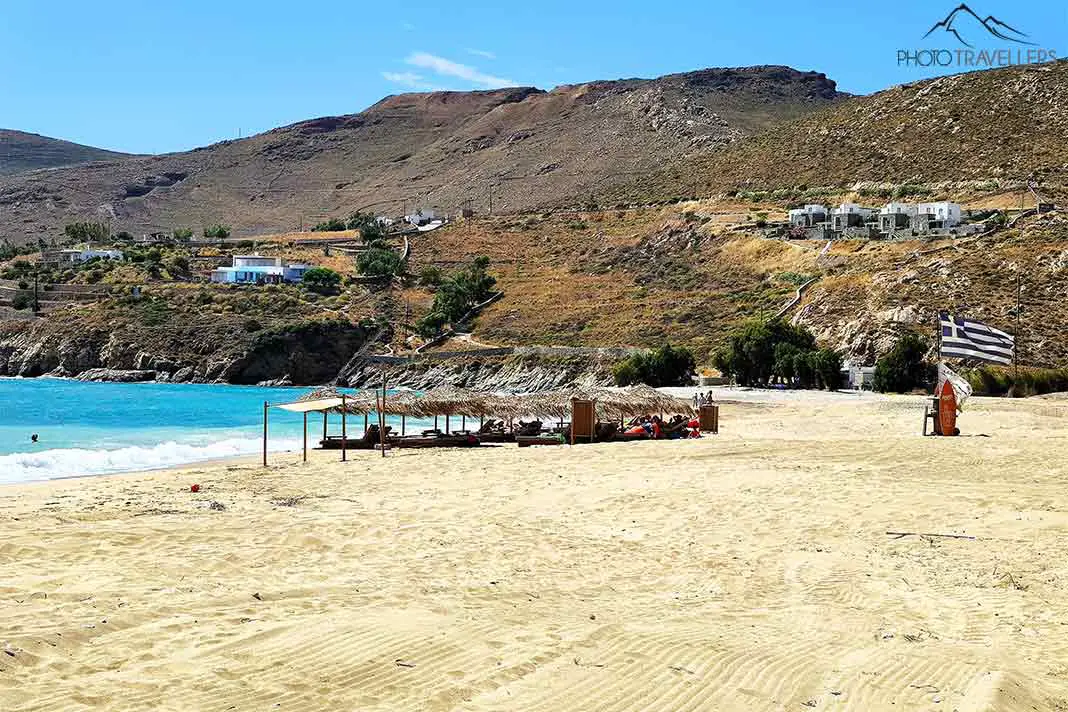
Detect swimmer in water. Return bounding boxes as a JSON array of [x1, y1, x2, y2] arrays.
[[31, 433, 38, 443]]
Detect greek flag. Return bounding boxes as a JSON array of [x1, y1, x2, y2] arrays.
[[939, 312, 1015, 366]]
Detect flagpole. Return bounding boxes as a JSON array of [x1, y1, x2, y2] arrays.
[[1014, 271, 1022, 380]]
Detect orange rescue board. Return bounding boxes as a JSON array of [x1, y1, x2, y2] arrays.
[[937, 380, 957, 436]]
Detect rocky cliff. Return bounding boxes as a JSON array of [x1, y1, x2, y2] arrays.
[[0, 315, 377, 386], [341, 353, 617, 391]]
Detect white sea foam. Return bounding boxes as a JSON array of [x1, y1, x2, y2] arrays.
[[0, 437, 303, 485]]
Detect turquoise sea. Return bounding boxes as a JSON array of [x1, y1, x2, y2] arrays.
[[0, 379, 418, 484]]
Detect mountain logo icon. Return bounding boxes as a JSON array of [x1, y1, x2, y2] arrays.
[[923, 4, 1036, 47]]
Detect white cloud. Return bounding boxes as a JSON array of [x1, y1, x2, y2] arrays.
[[466, 48, 496, 60], [381, 71, 438, 91], [401, 22, 415, 31], [405, 52, 516, 89]]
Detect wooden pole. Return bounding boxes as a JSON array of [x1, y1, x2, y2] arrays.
[[380, 369, 387, 457], [401, 414, 406, 436], [341, 393, 347, 462], [303, 412, 307, 462], [434, 415, 438, 432], [1015, 271, 1022, 380], [570, 401, 575, 447], [364, 413, 368, 436], [461, 415, 466, 432], [262, 401, 269, 467], [445, 415, 450, 434], [323, 411, 328, 443]]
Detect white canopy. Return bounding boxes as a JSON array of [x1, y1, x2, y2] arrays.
[[275, 397, 346, 413]]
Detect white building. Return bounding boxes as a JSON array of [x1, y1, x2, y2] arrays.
[[788, 204, 828, 228], [840, 361, 876, 390], [916, 201, 962, 228], [404, 208, 436, 226], [41, 247, 124, 265], [878, 202, 919, 231], [830, 202, 874, 230], [210, 255, 311, 284]]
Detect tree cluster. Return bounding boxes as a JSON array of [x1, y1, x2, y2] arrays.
[[415, 256, 496, 337], [712, 317, 842, 390], [64, 222, 110, 244], [872, 333, 931, 393], [612, 343, 697, 387], [356, 248, 402, 278], [301, 267, 343, 295]]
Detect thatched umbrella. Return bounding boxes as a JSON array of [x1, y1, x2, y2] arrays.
[[621, 384, 695, 417], [402, 386, 494, 433]]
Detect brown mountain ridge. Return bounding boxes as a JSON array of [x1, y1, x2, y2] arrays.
[[0, 66, 844, 243], [0, 129, 132, 177]]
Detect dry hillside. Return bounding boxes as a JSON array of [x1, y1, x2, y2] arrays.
[[407, 205, 1068, 367], [0, 129, 131, 176], [652, 61, 1068, 200], [0, 67, 844, 244]]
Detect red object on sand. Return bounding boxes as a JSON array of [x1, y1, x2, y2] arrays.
[[936, 380, 958, 436], [190, 484, 200, 493]]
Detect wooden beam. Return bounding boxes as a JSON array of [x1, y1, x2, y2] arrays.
[[341, 393, 348, 463], [380, 369, 388, 457], [262, 401, 269, 467]]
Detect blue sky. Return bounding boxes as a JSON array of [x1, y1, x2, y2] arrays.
[[1, 0, 1064, 154]]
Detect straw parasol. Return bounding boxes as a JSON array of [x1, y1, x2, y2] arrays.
[[508, 385, 694, 421]]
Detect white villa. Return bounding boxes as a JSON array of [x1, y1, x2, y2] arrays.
[[788, 204, 828, 228], [878, 202, 920, 231], [41, 246, 124, 265], [830, 202, 874, 231], [210, 255, 311, 285], [916, 201, 962, 228], [784, 199, 967, 238]]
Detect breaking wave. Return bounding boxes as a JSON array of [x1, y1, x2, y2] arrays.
[[0, 436, 302, 485]]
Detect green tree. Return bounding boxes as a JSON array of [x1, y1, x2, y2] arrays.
[[165, 255, 191, 278], [358, 221, 386, 244], [356, 247, 403, 278], [873, 333, 931, 393], [415, 256, 496, 337], [772, 342, 801, 384], [346, 211, 378, 231], [418, 265, 444, 287], [612, 343, 696, 387], [714, 318, 816, 386], [11, 292, 33, 310], [810, 348, 844, 390], [173, 227, 194, 241], [203, 224, 231, 239], [302, 267, 342, 294], [64, 221, 110, 244], [312, 218, 347, 232]]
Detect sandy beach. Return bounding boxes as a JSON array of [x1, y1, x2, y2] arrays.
[[3, 392, 1068, 710]]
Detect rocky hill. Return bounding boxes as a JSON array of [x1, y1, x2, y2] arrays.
[[403, 205, 1068, 369], [653, 61, 1068, 200], [0, 129, 131, 176], [0, 66, 844, 244]]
